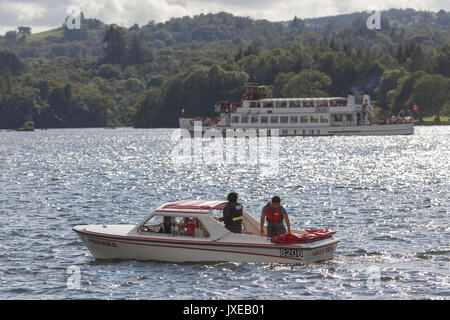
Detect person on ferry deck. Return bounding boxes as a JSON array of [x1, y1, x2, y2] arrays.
[[260, 196, 291, 238], [218, 192, 243, 233]]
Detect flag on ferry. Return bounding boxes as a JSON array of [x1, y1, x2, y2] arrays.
[[413, 104, 419, 112]]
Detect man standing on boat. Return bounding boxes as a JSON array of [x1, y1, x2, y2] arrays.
[[260, 196, 291, 237], [218, 192, 243, 233]]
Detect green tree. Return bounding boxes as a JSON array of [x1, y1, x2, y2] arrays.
[[4, 31, 17, 46], [408, 44, 425, 72], [282, 69, 332, 97], [130, 88, 162, 127], [273, 72, 295, 97], [289, 16, 306, 34], [103, 24, 127, 65], [0, 51, 24, 75], [17, 26, 32, 40], [97, 64, 122, 79], [48, 87, 70, 126], [408, 74, 450, 122], [375, 68, 407, 110], [434, 44, 450, 77], [127, 34, 153, 65], [389, 71, 427, 115]]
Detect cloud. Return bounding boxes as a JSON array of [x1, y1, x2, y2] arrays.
[[0, 1, 69, 34], [0, 2, 46, 21], [1, 0, 449, 35]]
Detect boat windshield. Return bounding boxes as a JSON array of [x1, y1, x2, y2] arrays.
[[139, 214, 209, 238]]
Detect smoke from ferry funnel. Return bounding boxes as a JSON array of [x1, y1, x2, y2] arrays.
[[366, 74, 381, 90], [349, 85, 360, 94]]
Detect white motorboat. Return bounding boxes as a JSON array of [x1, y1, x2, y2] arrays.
[[73, 200, 339, 264]]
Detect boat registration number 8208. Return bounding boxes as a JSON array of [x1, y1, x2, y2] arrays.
[[280, 248, 303, 258]]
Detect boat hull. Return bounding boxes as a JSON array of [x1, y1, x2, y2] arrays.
[[74, 229, 339, 264]]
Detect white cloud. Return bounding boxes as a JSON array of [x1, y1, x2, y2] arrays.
[[0, 1, 46, 22]]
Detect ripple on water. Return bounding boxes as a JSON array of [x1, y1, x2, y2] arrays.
[[0, 127, 449, 299]]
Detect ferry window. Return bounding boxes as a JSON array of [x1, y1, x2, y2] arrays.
[[280, 116, 289, 123], [290, 101, 300, 108], [250, 102, 258, 108], [270, 116, 279, 123], [320, 115, 329, 123], [231, 116, 240, 123], [346, 114, 352, 122], [317, 101, 327, 107], [310, 115, 319, 123], [290, 116, 298, 123], [281, 102, 287, 108], [251, 116, 259, 123], [334, 114, 343, 122], [300, 116, 309, 123], [172, 216, 209, 238], [304, 101, 312, 108], [241, 116, 249, 123], [260, 116, 268, 123]]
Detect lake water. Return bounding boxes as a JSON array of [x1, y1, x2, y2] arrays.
[[0, 126, 448, 299]]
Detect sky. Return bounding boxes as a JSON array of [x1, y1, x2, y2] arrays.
[[0, 0, 449, 35]]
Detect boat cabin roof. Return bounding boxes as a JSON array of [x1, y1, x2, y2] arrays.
[[161, 200, 228, 211]]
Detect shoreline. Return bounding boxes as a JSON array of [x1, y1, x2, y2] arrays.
[[414, 122, 450, 126], [0, 124, 449, 132]]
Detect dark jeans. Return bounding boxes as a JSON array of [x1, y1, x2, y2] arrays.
[[267, 225, 286, 238]]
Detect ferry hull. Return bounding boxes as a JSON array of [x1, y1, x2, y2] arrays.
[[180, 122, 414, 137], [74, 229, 339, 264]]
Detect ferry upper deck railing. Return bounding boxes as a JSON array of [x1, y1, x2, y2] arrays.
[[243, 98, 349, 108]]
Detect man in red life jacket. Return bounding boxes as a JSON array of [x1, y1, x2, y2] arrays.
[[260, 196, 291, 238]]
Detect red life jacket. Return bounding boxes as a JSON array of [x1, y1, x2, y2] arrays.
[[265, 204, 283, 225], [184, 219, 197, 236]]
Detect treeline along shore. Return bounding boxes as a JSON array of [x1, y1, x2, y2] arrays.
[[0, 9, 449, 130]]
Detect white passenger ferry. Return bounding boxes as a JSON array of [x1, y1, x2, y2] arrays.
[[179, 86, 414, 136]]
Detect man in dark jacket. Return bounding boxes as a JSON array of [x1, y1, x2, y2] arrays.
[[219, 192, 243, 233]]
